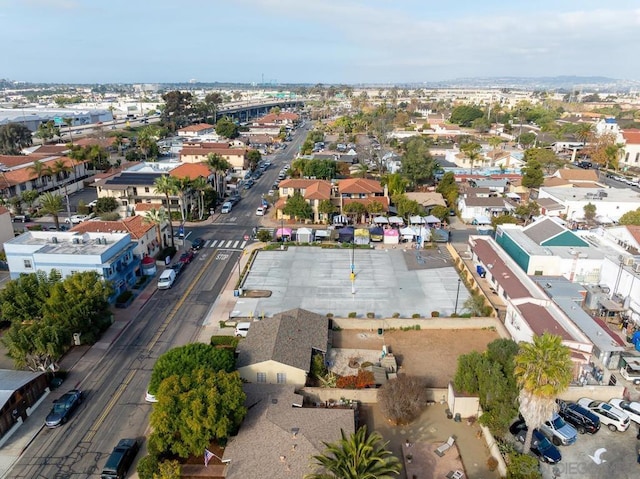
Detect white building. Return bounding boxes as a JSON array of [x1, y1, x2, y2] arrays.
[[537, 186, 640, 222]]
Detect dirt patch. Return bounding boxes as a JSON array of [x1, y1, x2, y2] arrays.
[[332, 328, 499, 387], [242, 290, 272, 298]]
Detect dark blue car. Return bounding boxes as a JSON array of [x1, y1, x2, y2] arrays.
[[45, 389, 83, 428], [510, 419, 562, 464]]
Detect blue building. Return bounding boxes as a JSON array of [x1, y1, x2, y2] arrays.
[[4, 231, 140, 301]]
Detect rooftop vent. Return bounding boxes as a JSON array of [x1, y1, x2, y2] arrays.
[[51, 236, 58, 244]]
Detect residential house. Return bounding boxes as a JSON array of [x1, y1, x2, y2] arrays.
[[620, 129, 640, 169], [70, 215, 163, 257], [337, 178, 389, 216], [403, 192, 447, 213], [0, 370, 49, 440], [538, 186, 640, 223], [537, 198, 564, 217], [4, 231, 139, 298], [457, 193, 514, 223], [601, 225, 640, 254], [222, 384, 354, 479], [470, 178, 510, 194], [176, 123, 215, 138], [276, 179, 332, 223], [179, 146, 248, 174], [253, 111, 299, 126], [551, 167, 602, 188], [236, 308, 329, 385]]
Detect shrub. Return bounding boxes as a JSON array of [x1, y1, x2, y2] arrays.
[[378, 375, 429, 425], [366, 312, 375, 319], [431, 311, 440, 317], [348, 312, 357, 318], [310, 353, 327, 379], [157, 246, 176, 261], [336, 375, 357, 389], [506, 451, 542, 479], [218, 320, 228, 329], [336, 370, 374, 389], [137, 454, 160, 479], [412, 313, 421, 319], [392, 312, 400, 318], [210, 336, 240, 348]]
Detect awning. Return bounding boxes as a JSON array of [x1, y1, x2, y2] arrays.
[[424, 215, 440, 224], [473, 215, 492, 225], [276, 227, 292, 237], [599, 298, 625, 312], [409, 215, 425, 224], [314, 230, 330, 238], [373, 216, 389, 224], [388, 216, 404, 225]]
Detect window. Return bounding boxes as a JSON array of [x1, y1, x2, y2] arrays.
[[276, 373, 286, 384], [23, 259, 32, 269], [144, 187, 150, 193], [256, 372, 267, 383]]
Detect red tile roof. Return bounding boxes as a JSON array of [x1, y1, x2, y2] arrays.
[[178, 123, 215, 132], [132, 203, 163, 212], [338, 178, 383, 194], [626, 225, 640, 247], [517, 302, 574, 340], [75, 137, 117, 148], [622, 129, 640, 145], [0, 156, 77, 188], [471, 238, 531, 300], [279, 179, 332, 201], [29, 145, 70, 155], [180, 147, 247, 157], [169, 162, 212, 180], [70, 215, 154, 239], [556, 167, 599, 182]]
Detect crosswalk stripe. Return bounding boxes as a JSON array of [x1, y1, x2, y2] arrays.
[[232, 240, 240, 248], [240, 240, 247, 249], [204, 240, 211, 248], [225, 240, 233, 247], [209, 240, 218, 248]]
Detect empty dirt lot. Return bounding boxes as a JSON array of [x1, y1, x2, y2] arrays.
[[333, 328, 500, 387]]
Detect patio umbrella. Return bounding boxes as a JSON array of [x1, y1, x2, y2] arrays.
[[276, 227, 292, 237], [373, 216, 389, 224]]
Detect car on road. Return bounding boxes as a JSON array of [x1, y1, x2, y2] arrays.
[[191, 237, 205, 250], [169, 261, 184, 275], [509, 419, 562, 464], [267, 189, 275, 197], [88, 199, 99, 208], [179, 250, 195, 264], [539, 412, 578, 446], [64, 214, 90, 225], [221, 202, 233, 214], [577, 397, 630, 432], [100, 438, 140, 479], [45, 389, 83, 428], [255, 206, 265, 216], [12, 214, 30, 222], [608, 398, 640, 425]]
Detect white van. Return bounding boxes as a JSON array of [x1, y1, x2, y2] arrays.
[[235, 322, 251, 337], [221, 202, 233, 214], [157, 269, 176, 289]]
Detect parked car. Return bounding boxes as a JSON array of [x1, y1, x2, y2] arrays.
[[255, 207, 265, 216], [539, 412, 578, 446], [556, 399, 600, 434], [100, 438, 140, 479], [179, 250, 195, 264], [169, 261, 184, 275], [64, 214, 90, 225], [45, 389, 84, 428], [577, 397, 630, 432], [191, 237, 205, 250], [12, 214, 30, 223], [509, 419, 562, 464], [609, 398, 640, 425]]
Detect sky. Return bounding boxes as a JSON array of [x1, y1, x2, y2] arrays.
[[2, 0, 640, 84]]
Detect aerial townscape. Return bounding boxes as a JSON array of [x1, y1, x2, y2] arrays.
[[2, 2, 640, 479]]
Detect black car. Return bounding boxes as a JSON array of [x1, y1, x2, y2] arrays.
[[191, 237, 205, 250], [101, 438, 140, 479], [509, 419, 562, 464], [45, 389, 83, 427], [557, 399, 600, 434], [169, 262, 184, 275]]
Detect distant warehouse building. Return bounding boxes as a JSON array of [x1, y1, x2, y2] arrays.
[[0, 108, 113, 131]]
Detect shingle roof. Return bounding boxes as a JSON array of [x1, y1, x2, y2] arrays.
[[517, 302, 573, 340], [471, 238, 531, 300], [236, 308, 329, 372], [0, 370, 45, 409], [537, 198, 564, 210], [223, 384, 354, 479], [338, 178, 383, 194], [178, 123, 214, 132], [556, 167, 599, 182], [169, 162, 211, 180]]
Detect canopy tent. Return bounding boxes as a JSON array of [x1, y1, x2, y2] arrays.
[[276, 227, 292, 238], [296, 227, 314, 243], [409, 215, 426, 225], [337, 226, 355, 243], [314, 229, 330, 239], [354, 228, 370, 245], [388, 216, 404, 225], [399, 226, 417, 242], [333, 214, 350, 225], [424, 215, 441, 224], [369, 226, 384, 242], [383, 228, 400, 244], [472, 216, 492, 226], [373, 216, 389, 224]]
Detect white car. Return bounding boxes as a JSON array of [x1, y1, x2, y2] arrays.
[[65, 214, 89, 224], [577, 397, 630, 432], [609, 399, 640, 424], [255, 207, 265, 216], [145, 391, 158, 403], [88, 200, 98, 208]]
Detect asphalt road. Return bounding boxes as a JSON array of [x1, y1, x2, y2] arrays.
[[8, 123, 310, 478]]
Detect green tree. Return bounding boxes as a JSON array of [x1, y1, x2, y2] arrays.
[[392, 194, 422, 219], [436, 172, 459, 207], [21, 189, 39, 212], [583, 202, 597, 222], [306, 426, 401, 479], [154, 175, 178, 247], [523, 148, 562, 175], [318, 200, 336, 224], [283, 191, 313, 220], [517, 132, 537, 149], [576, 123, 594, 145], [0, 122, 33, 154], [206, 153, 231, 195], [35, 120, 60, 144], [256, 229, 273, 242], [521, 160, 544, 188], [430, 205, 450, 221], [137, 126, 161, 160], [161, 90, 193, 129], [150, 370, 246, 458], [304, 159, 336, 180], [449, 105, 484, 127], [28, 159, 49, 191], [95, 197, 119, 214], [144, 207, 168, 247], [400, 137, 436, 187], [506, 452, 542, 479], [154, 460, 181, 479], [247, 149, 262, 170], [514, 201, 540, 223], [460, 142, 482, 173], [215, 117, 239, 139], [381, 173, 407, 197], [491, 215, 520, 229], [343, 202, 366, 224], [203, 92, 223, 123], [619, 207, 640, 225], [148, 343, 235, 396], [514, 333, 573, 453], [38, 192, 64, 230]]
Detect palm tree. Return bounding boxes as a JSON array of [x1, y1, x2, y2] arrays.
[[460, 142, 482, 174], [46, 159, 73, 221], [27, 160, 49, 192], [153, 175, 178, 247], [514, 333, 573, 454], [205, 153, 231, 196], [190, 176, 208, 220], [306, 426, 401, 479], [143, 207, 168, 249], [576, 123, 594, 146], [39, 192, 64, 230], [63, 118, 74, 144], [354, 162, 369, 179], [174, 177, 192, 221]]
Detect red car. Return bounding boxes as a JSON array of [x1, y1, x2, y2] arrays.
[[179, 250, 195, 264]]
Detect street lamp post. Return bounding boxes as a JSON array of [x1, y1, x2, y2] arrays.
[[454, 278, 462, 315]]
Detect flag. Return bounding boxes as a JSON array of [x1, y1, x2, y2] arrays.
[[204, 449, 215, 467]]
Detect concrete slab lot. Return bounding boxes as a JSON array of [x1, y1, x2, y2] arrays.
[[239, 247, 471, 318]]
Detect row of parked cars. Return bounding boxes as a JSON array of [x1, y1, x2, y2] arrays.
[[510, 397, 640, 463], [606, 172, 640, 188]]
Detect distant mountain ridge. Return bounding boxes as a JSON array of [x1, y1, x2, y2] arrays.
[[410, 76, 640, 92]]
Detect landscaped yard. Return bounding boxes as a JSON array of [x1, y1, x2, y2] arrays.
[[332, 328, 500, 387]]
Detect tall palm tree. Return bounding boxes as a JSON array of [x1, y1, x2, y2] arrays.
[[306, 426, 401, 479], [461, 142, 482, 174], [576, 123, 594, 146], [27, 160, 48, 192], [143, 207, 168, 249], [514, 333, 573, 454], [355, 162, 369, 179], [190, 176, 208, 220], [153, 175, 178, 247], [46, 159, 73, 221], [39, 192, 64, 230], [62, 118, 74, 144], [174, 177, 192, 221], [205, 153, 231, 196]]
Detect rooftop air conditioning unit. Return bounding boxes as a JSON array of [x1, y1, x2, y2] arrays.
[[51, 236, 58, 244], [624, 257, 635, 266], [72, 238, 80, 244], [635, 264, 640, 273]]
